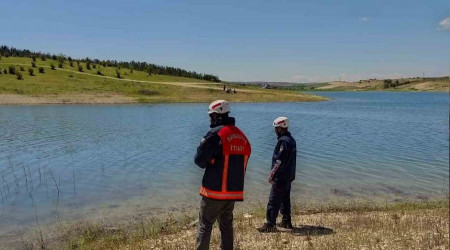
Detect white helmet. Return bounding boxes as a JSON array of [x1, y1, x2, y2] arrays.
[[208, 100, 230, 114], [273, 117, 290, 128]]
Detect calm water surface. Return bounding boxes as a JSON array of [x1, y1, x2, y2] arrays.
[[0, 92, 448, 235]]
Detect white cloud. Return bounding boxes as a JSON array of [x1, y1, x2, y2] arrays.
[[290, 74, 330, 83], [437, 17, 450, 30], [359, 17, 371, 22]]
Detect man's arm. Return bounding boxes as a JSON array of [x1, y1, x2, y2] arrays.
[[269, 140, 289, 183], [194, 131, 220, 169]]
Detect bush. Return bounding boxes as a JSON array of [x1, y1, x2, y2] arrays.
[[19, 66, 25, 71], [116, 69, 121, 79], [28, 68, 34, 76], [31, 62, 36, 68], [130, 69, 133, 74], [40, 55, 46, 61], [383, 79, 393, 89], [32, 56, 36, 62], [50, 64, 55, 70], [96, 69, 103, 76], [16, 72, 23, 80], [78, 65, 83, 72], [58, 62, 63, 68], [52, 55, 57, 60], [86, 61, 91, 70], [3, 69, 6, 74], [38, 67, 45, 73], [69, 61, 74, 67], [8, 66, 16, 74], [0, 68, 2, 74], [138, 89, 159, 96], [92, 64, 96, 69]]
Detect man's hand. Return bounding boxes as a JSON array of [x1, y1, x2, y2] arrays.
[[268, 160, 281, 184]]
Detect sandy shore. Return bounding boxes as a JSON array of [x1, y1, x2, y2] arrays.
[[0, 94, 137, 105]]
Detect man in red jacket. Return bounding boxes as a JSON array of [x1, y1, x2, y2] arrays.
[[194, 100, 251, 250]]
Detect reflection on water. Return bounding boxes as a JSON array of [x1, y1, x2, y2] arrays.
[[0, 92, 448, 234]]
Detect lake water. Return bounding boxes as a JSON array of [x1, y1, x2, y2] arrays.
[[0, 91, 448, 237]]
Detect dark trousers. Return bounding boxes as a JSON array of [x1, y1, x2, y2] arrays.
[[196, 196, 235, 250], [266, 181, 291, 225]]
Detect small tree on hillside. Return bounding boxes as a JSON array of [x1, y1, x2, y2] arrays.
[[31, 62, 36, 68], [40, 55, 46, 61], [383, 79, 392, 89], [28, 68, 34, 76], [130, 69, 133, 74], [16, 72, 23, 80], [3, 69, 7, 74], [69, 61, 74, 67], [92, 64, 96, 69], [50, 64, 56, 70], [8, 66, 16, 75], [86, 61, 91, 70], [0, 68, 2, 74], [38, 67, 45, 73], [78, 65, 83, 72], [58, 62, 63, 68], [32, 56, 36, 62], [19, 66, 25, 71], [96, 68, 103, 76], [116, 69, 121, 79]]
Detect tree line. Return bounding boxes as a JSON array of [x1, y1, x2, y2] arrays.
[[0, 45, 220, 82]]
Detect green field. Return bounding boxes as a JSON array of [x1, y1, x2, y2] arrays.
[[0, 57, 327, 104]]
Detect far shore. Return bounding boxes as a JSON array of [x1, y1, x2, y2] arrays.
[[0, 92, 328, 105], [0, 57, 328, 105]]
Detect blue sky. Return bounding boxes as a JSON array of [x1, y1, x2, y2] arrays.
[[1, 0, 449, 82]]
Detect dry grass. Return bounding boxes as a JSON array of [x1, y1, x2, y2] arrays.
[[19, 200, 447, 250], [318, 77, 449, 92]]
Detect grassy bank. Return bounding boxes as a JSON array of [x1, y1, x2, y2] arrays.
[[15, 199, 449, 249], [0, 57, 327, 104]]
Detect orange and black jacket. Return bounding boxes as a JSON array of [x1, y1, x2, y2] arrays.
[[194, 117, 251, 201]]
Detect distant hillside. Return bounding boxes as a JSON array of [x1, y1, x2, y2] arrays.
[[0, 56, 327, 104], [316, 77, 449, 92], [233, 81, 324, 87], [0, 45, 220, 82]]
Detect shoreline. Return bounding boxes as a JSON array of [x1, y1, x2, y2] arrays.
[[3, 199, 448, 249], [0, 93, 328, 105]]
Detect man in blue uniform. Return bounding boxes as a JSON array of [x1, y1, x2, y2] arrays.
[[258, 116, 297, 232], [195, 100, 251, 250]]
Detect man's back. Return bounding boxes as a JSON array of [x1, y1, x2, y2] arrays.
[[272, 132, 297, 183]]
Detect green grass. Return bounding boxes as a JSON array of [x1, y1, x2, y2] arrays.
[[0, 57, 328, 103]]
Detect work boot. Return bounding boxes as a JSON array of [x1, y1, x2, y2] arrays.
[[277, 221, 293, 229], [257, 223, 277, 233]]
